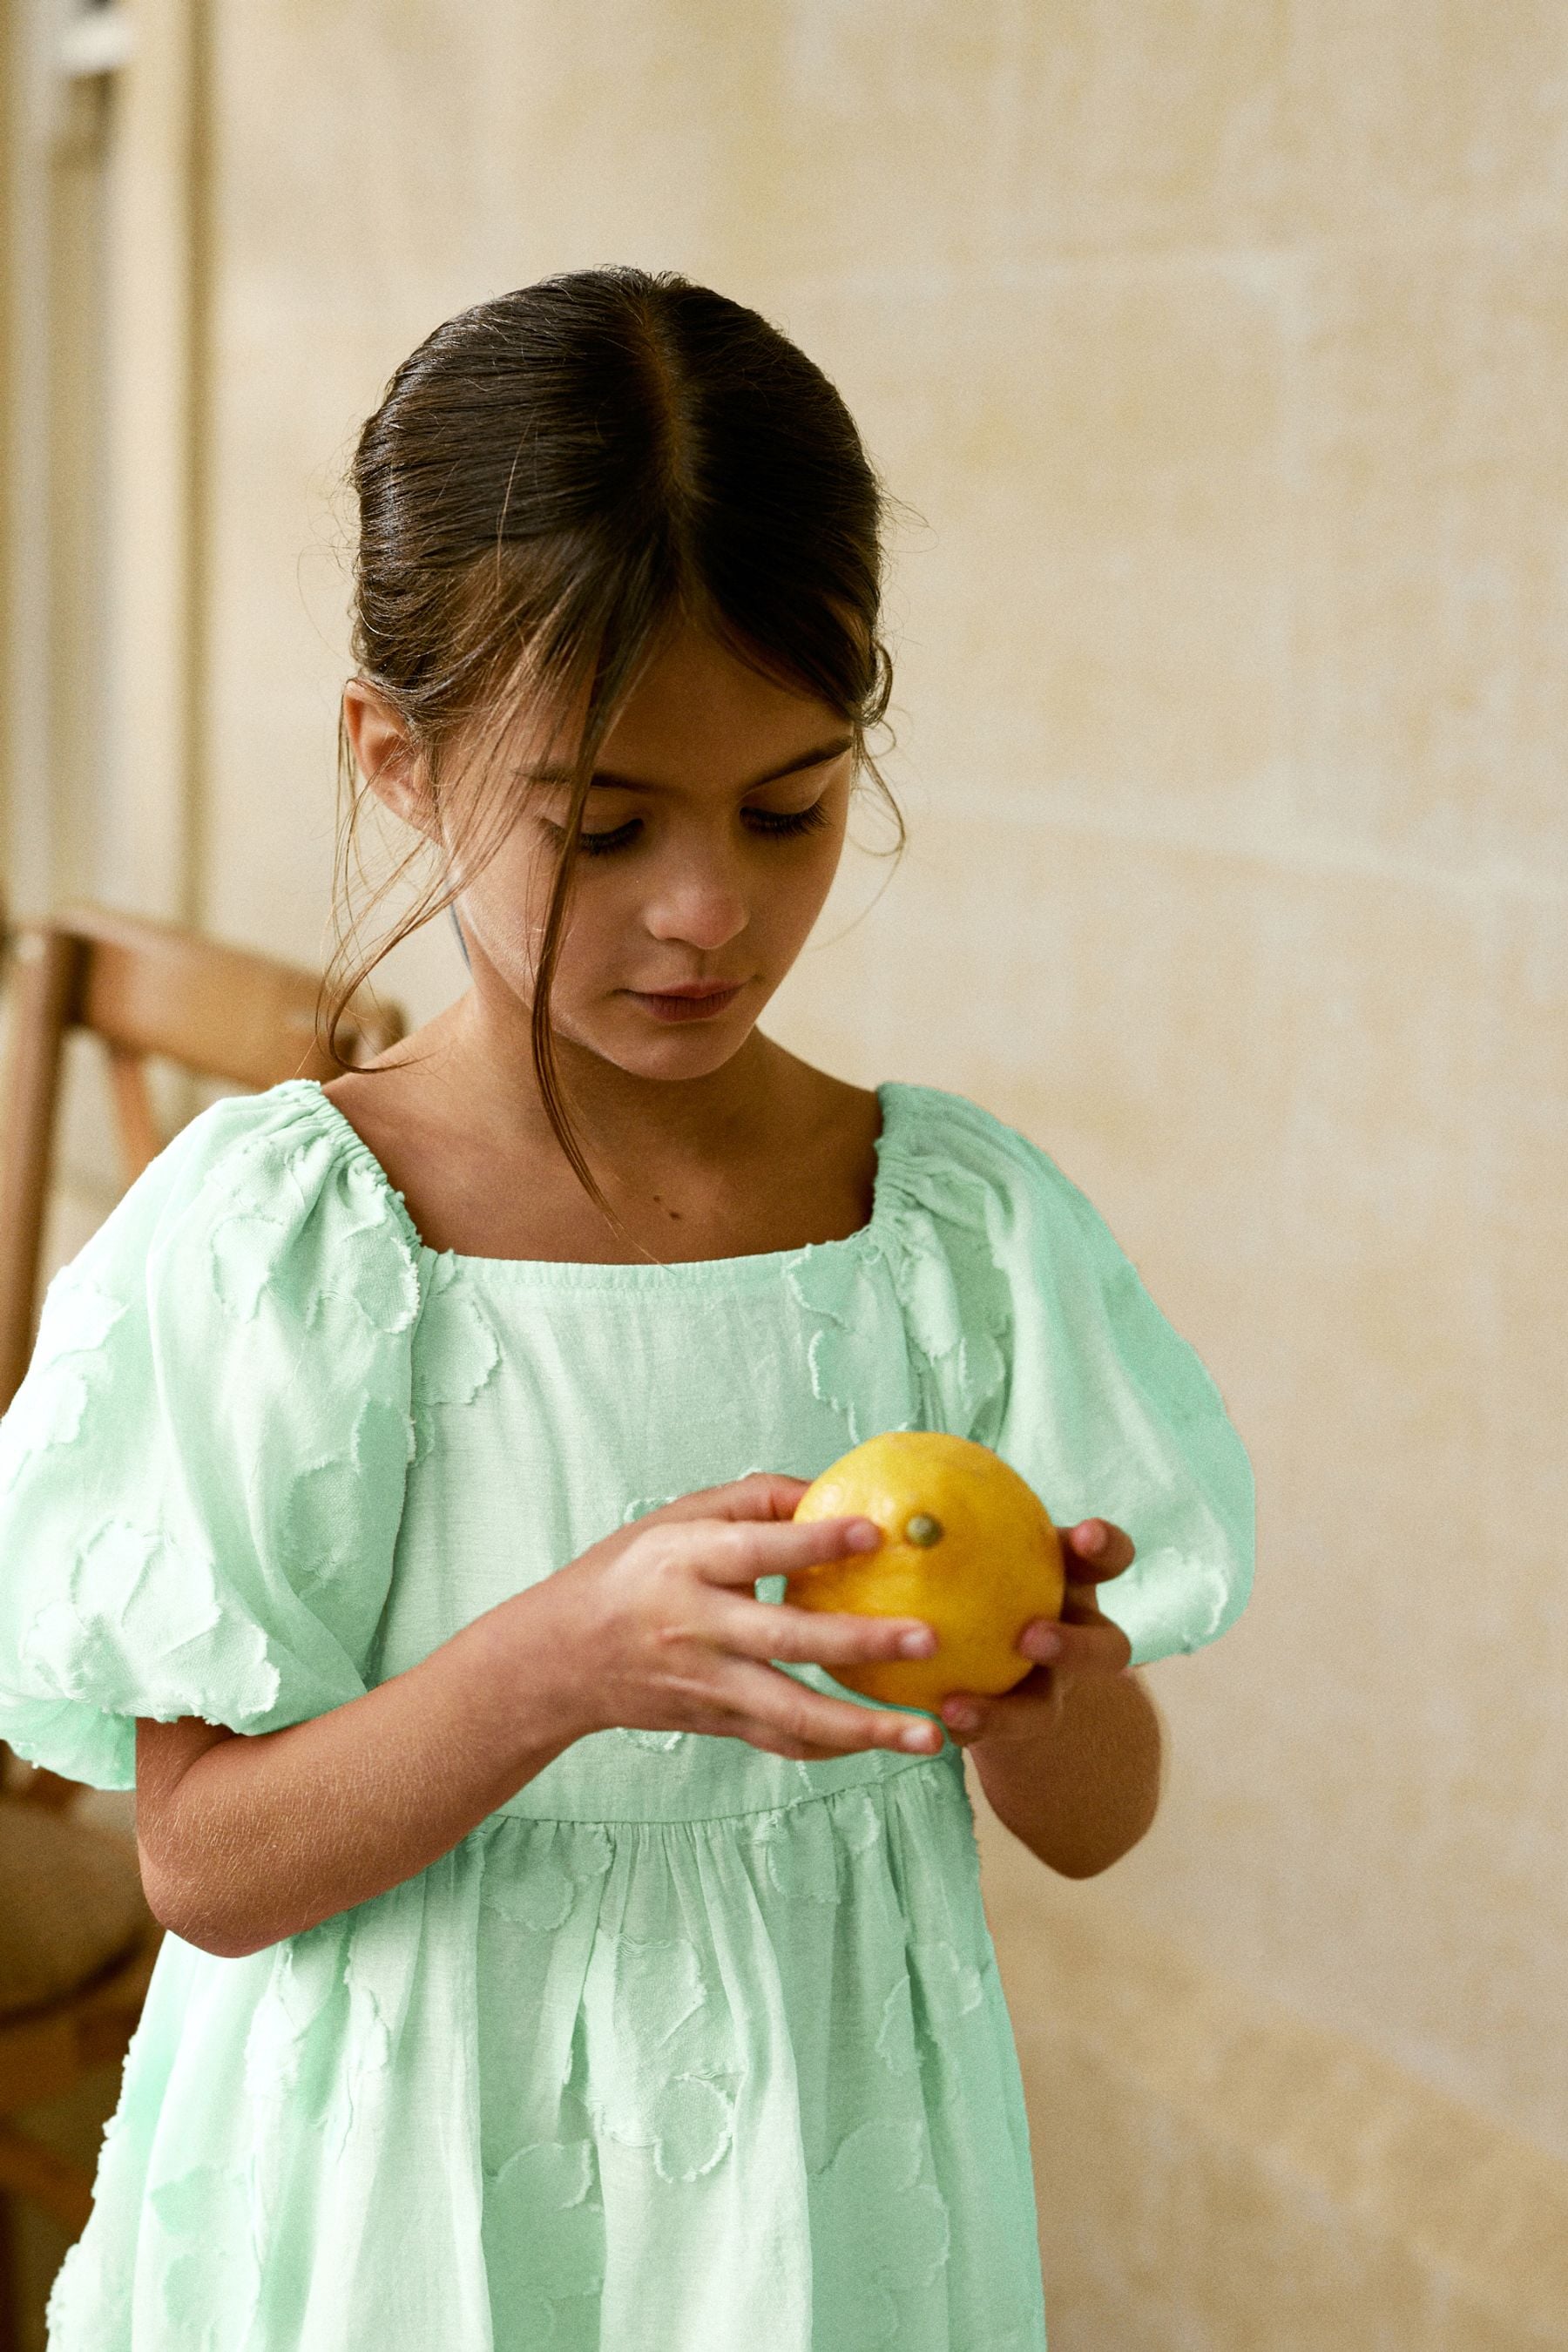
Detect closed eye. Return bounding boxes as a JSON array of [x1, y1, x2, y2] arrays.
[[542, 798, 835, 857]]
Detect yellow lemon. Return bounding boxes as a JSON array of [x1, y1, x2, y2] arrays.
[[786, 1430, 1065, 1713]]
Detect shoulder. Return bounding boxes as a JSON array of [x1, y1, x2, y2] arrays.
[[876, 1082, 1139, 1328], [57, 1080, 423, 1337], [882, 1080, 1095, 1228]]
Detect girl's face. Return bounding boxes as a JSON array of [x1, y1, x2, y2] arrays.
[[347, 617, 857, 1093]]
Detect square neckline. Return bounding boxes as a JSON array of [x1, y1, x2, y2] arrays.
[[285, 1076, 910, 1288]]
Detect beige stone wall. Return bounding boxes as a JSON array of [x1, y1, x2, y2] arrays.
[[9, 3, 1567, 2345]]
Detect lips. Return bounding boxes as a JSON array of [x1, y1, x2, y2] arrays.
[[636, 983, 743, 999]]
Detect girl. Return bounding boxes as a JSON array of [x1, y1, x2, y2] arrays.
[[0, 267, 1254, 2351]]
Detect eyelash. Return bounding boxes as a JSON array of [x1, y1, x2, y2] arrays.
[[544, 798, 835, 858]]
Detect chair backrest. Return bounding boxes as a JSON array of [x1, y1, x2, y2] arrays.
[[0, 894, 406, 1413]]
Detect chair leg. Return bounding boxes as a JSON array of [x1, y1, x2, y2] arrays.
[[0, 2187, 21, 2352]]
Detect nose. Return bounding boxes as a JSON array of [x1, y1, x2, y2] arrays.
[[641, 844, 752, 950]]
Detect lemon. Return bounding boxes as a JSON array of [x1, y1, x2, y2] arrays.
[[786, 1430, 1065, 1714]]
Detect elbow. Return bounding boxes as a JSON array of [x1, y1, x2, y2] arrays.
[[164, 1909, 262, 1962], [1048, 1808, 1159, 1880], [137, 1841, 256, 1961], [1050, 1683, 1166, 1879]]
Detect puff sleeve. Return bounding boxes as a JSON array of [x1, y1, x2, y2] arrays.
[[0, 1087, 422, 1790], [973, 1107, 1255, 1669]]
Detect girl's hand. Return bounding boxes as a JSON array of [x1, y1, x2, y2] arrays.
[[524, 1472, 947, 1764], [937, 1518, 1137, 1750]]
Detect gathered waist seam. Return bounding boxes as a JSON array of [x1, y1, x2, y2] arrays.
[[475, 1746, 961, 1833]]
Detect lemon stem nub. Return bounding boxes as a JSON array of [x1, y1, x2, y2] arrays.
[[904, 1513, 943, 1547]]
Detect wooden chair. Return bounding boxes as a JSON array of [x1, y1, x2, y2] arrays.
[[0, 892, 406, 2349]]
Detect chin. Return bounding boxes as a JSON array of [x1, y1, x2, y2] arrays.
[[575, 1009, 753, 1063]]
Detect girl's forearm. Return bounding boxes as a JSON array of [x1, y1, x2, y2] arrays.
[[970, 1667, 1166, 1878], [141, 1585, 584, 1958]]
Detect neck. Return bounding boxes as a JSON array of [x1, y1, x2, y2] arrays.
[[427, 990, 801, 1172]]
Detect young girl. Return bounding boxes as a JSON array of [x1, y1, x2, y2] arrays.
[[0, 267, 1253, 2351]]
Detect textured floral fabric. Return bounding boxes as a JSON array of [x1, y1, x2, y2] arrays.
[[0, 1077, 1254, 2350]]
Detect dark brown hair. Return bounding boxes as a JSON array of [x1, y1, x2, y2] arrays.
[[321, 265, 907, 1247]]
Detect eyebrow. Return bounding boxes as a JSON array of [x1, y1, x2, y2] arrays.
[[524, 736, 855, 794]]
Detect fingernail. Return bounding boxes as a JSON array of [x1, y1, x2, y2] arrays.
[[944, 1702, 980, 1732], [1078, 1521, 1105, 1551], [1031, 1626, 1063, 1662], [846, 1521, 882, 1551], [899, 1627, 936, 1656], [901, 1724, 936, 1751]]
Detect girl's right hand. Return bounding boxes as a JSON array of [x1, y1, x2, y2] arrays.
[[526, 1472, 946, 1762]]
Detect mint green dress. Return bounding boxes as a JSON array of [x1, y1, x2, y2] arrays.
[[0, 1077, 1254, 2351]]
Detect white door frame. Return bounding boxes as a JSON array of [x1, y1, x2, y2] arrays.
[[2, 0, 201, 929]]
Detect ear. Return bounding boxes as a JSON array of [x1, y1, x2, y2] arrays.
[[341, 679, 436, 838]]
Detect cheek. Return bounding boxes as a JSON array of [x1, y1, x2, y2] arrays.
[[772, 834, 846, 925], [453, 840, 577, 970]]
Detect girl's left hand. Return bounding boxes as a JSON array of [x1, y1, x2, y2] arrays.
[[937, 1518, 1136, 1749]]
